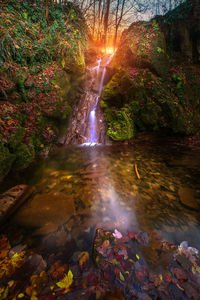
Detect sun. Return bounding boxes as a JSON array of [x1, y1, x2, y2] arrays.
[[101, 47, 114, 54], [105, 47, 114, 54]]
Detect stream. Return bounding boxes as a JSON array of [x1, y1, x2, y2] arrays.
[[1, 55, 200, 296]]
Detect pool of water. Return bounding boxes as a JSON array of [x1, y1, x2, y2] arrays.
[[2, 140, 200, 271]]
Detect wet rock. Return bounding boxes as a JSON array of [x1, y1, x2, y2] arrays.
[[0, 185, 33, 224], [178, 187, 199, 211], [13, 191, 75, 230], [29, 253, 47, 274]]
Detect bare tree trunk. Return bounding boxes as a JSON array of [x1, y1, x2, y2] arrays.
[[46, 0, 49, 22], [100, 0, 105, 43], [93, 0, 96, 37], [104, 0, 110, 48], [97, 0, 102, 41], [169, 0, 172, 10], [113, 0, 125, 49]]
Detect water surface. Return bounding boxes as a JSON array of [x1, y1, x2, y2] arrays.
[[2, 140, 200, 271]]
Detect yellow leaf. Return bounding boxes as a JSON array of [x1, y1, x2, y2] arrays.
[[18, 293, 24, 298], [31, 296, 38, 300], [11, 252, 25, 268], [119, 272, 125, 281], [8, 280, 14, 288], [78, 251, 89, 267], [136, 254, 140, 260], [61, 59, 65, 68], [56, 270, 73, 293]]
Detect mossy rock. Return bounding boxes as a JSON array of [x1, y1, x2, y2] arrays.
[[102, 70, 132, 107], [102, 67, 200, 138], [0, 142, 15, 182], [111, 21, 169, 78], [8, 127, 26, 151], [106, 109, 135, 141], [14, 141, 35, 169], [52, 70, 71, 100], [61, 44, 85, 75]]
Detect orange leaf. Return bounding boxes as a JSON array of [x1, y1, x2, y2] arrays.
[[78, 251, 89, 267], [135, 163, 140, 179]]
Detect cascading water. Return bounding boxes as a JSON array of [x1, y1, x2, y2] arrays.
[[86, 96, 99, 145], [99, 67, 106, 95], [65, 53, 114, 146], [83, 57, 109, 145]]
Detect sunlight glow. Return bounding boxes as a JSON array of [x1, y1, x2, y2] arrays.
[[102, 47, 114, 54]]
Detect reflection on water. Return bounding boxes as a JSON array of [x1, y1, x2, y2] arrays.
[[2, 141, 200, 269]]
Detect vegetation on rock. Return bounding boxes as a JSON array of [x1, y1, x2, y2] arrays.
[[102, 3, 200, 141], [0, 0, 88, 181]]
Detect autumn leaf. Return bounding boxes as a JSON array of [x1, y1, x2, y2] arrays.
[[113, 229, 122, 239], [119, 272, 125, 281], [134, 163, 140, 179], [0, 237, 10, 259], [136, 254, 140, 260], [78, 251, 89, 267], [56, 270, 73, 293]]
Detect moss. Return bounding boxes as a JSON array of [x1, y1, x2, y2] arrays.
[[0, 141, 15, 181], [16, 76, 28, 102], [106, 109, 135, 141], [111, 21, 169, 77], [102, 65, 200, 139], [102, 70, 133, 107], [100, 99, 108, 109], [8, 127, 26, 151], [51, 70, 71, 100], [14, 140, 35, 169]]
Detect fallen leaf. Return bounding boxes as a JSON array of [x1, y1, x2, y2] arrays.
[[119, 272, 125, 281], [78, 251, 89, 267], [113, 229, 122, 239], [56, 270, 73, 293], [135, 163, 140, 179]]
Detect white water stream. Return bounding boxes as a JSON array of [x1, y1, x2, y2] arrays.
[[83, 55, 112, 145]]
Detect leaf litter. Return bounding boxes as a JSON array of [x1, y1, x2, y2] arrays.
[[0, 228, 200, 299]]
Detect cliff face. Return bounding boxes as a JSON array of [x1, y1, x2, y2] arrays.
[[0, 0, 88, 181], [101, 0, 200, 142], [156, 0, 200, 63]]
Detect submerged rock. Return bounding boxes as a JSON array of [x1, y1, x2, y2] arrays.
[[178, 187, 200, 211], [12, 192, 75, 232]]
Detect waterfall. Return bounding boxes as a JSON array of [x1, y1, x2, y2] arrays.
[[83, 59, 108, 146], [99, 67, 106, 95], [87, 96, 99, 145], [81, 53, 114, 146]]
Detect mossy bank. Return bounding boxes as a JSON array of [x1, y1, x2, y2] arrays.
[[0, 0, 88, 181], [101, 0, 200, 142]]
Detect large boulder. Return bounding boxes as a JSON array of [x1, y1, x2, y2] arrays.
[[156, 0, 200, 63], [101, 66, 200, 140], [101, 1, 200, 142], [111, 21, 169, 78]]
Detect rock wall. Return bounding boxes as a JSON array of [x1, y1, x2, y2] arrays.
[[101, 0, 200, 142], [156, 0, 200, 63]]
